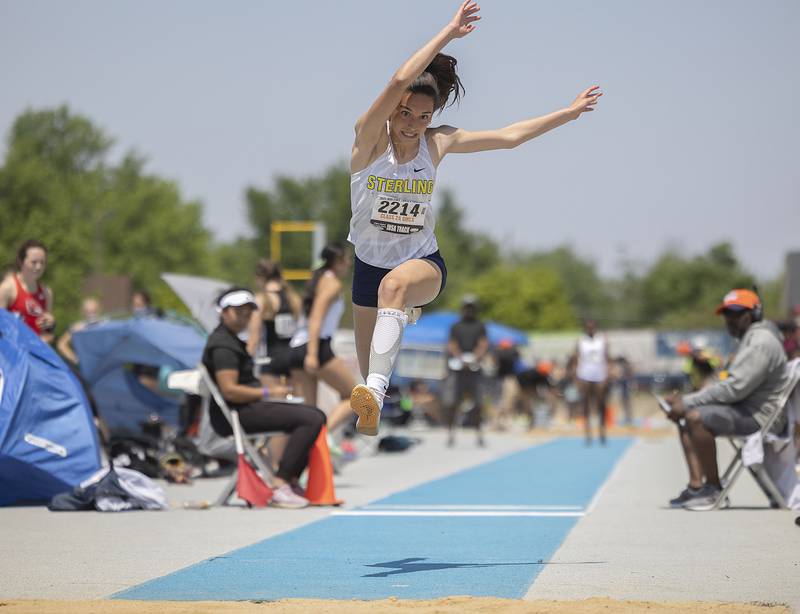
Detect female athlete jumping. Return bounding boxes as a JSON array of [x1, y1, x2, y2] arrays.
[[349, 1, 602, 435]]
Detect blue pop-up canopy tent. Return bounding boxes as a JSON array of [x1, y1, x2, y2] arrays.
[[0, 309, 101, 506], [72, 316, 206, 434], [402, 311, 529, 347], [393, 311, 529, 386]]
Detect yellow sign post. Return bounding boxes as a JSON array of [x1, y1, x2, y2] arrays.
[[270, 221, 326, 281]]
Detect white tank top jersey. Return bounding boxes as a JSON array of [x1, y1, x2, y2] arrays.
[[348, 125, 439, 269], [576, 333, 608, 383], [289, 272, 345, 347], [319, 297, 345, 340]]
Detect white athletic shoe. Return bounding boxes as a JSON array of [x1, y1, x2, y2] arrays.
[[350, 384, 381, 436], [270, 484, 309, 509]]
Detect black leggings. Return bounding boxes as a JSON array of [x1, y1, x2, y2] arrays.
[[446, 370, 483, 429], [236, 402, 326, 482]]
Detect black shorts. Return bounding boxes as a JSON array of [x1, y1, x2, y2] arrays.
[[352, 251, 447, 308], [288, 338, 336, 370], [261, 344, 292, 377]]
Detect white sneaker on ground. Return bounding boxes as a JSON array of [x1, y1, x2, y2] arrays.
[[271, 484, 309, 509]]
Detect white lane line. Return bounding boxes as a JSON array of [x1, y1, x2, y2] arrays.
[[361, 504, 584, 511], [332, 510, 585, 518]]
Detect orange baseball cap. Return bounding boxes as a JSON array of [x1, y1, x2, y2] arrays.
[[536, 360, 553, 375], [715, 289, 760, 314]]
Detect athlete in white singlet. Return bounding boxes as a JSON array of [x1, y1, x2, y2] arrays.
[[574, 319, 611, 445], [289, 244, 359, 435], [349, 0, 603, 436]]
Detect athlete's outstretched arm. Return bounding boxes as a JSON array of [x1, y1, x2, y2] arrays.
[[432, 86, 602, 160], [352, 1, 480, 167]]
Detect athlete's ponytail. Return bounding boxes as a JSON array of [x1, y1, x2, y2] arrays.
[[409, 53, 464, 112], [303, 242, 347, 316]]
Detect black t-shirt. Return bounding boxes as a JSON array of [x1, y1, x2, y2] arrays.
[[517, 367, 551, 390], [449, 319, 488, 354], [201, 323, 260, 435], [495, 347, 519, 377]]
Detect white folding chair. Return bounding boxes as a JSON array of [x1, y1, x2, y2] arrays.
[[167, 365, 281, 507], [712, 360, 800, 510]]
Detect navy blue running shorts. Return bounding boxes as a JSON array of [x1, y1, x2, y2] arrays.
[[352, 251, 447, 308]]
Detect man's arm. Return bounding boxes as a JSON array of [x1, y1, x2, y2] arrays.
[[448, 324, 462, 358], [474, 324, 489, 361], [682, 338, 769, 408]]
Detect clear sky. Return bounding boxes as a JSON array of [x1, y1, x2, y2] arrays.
[[1, 0, 798, 278]]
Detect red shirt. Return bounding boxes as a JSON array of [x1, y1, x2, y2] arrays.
[[10, 274, 48, 334]]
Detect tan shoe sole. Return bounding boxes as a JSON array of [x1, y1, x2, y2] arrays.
[[351, 384, 380, 436]]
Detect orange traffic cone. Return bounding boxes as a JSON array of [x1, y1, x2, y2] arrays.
[[305, 425, 343, 506], [605, 404, 616, 429]]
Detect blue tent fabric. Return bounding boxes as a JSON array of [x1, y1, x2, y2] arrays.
[[71, 317, 205, 433], [0, 309, 101, 506], [401, 311, 529, 347], [73, 317, 206, 386], [91, 368, 182, 433]]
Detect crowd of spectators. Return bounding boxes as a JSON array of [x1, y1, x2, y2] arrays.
[[4, 236, 798, 513]]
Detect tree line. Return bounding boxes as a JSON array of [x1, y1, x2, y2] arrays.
[[0, 107, 782, 334]]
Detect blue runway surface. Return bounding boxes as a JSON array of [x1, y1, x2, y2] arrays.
[[116, 437, 632, 601]]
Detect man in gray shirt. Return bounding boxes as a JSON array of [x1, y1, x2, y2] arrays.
[[667, 289, 788, 510]]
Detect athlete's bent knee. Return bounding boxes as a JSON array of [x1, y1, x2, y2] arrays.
[[378, 276, 406, 305]]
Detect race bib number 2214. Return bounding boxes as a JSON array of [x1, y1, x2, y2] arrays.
[[370, 196, 427, 235]]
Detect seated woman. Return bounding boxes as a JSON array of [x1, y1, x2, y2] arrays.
[[202, 287, 326, 509]]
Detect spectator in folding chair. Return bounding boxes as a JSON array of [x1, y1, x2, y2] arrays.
[[202, 287, 326, 509], [665, 289, 789, 510]]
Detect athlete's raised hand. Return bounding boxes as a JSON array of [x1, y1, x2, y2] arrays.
[[447, 1, 481, 39], [568, 86, 603, 119]]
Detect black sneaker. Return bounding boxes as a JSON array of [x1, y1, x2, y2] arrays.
[[669, 485, 703, 508], [683, 485, 730, 511]]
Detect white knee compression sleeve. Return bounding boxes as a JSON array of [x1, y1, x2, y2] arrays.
[[366, 308, 408, 407]]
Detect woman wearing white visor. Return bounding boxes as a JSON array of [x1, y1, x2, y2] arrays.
[[202, 287, 327, 509]]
